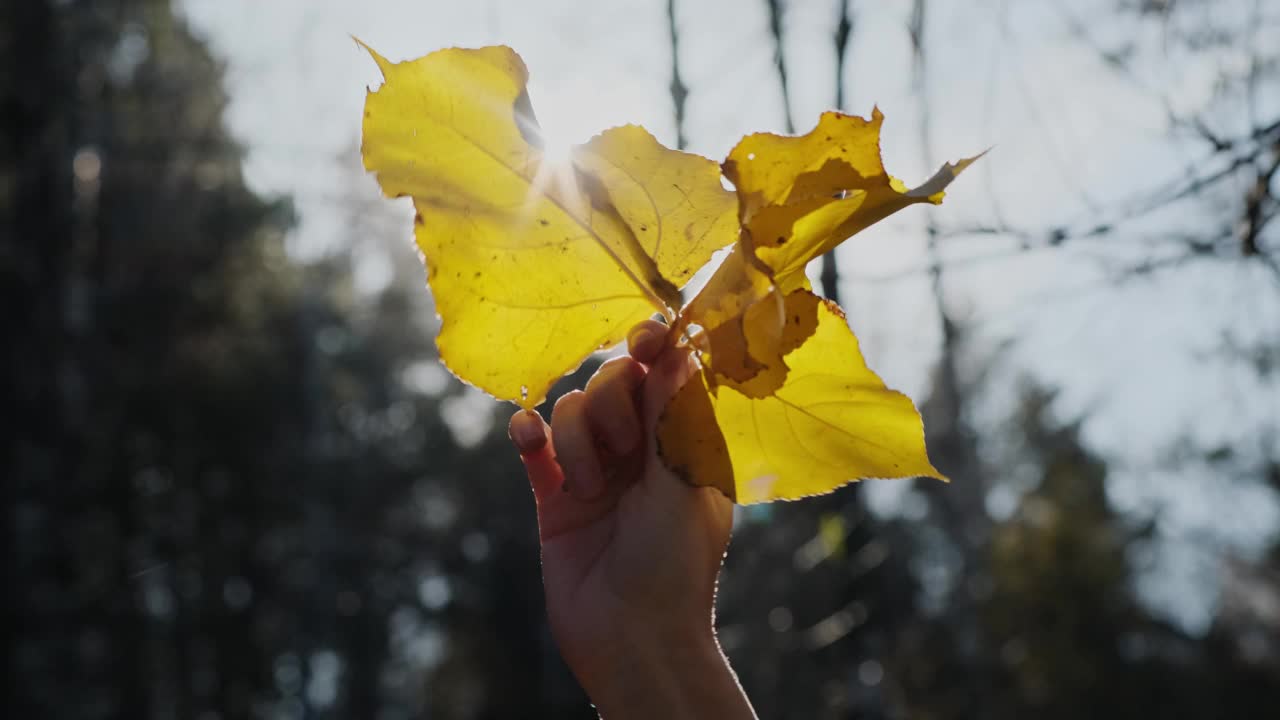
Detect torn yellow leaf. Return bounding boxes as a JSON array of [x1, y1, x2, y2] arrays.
[[724, 109, 980, 293], [733, 285, 819, 397], [678, 109, 978, 401], [360, 43, 735, 407], [659, 294, 944, 504], [679, 245, 777, 388]]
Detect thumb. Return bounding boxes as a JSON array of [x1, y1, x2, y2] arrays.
[[641, 345, 696, 436]]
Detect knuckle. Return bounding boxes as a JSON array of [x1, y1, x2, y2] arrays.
[[586, 371, 630, 414], [550, 392, 586, 431], [587, 357, 637, 389], [552, 389, 585, 415], [585, 395, 623, 438], [638, 318, 667, 334], [600, 356, 633, 372]]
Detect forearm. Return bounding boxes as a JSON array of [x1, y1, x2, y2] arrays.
[[581, 629, 756, 720]]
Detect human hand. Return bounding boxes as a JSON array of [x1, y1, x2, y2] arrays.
[[508, 320, 755, 719]]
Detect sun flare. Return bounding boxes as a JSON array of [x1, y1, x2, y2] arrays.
[[534, 125, 576, 168], [525, 121, 584, 218]]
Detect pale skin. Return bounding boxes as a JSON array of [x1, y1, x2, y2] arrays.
[[507, 319, 758, 719]]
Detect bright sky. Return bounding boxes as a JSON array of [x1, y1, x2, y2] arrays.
[[181, 0, 1279, 632]]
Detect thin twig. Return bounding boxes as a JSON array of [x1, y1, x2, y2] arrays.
[[821, 0, 852, 306], [765, 0, 796, 135], [666, 0, 688, 150]]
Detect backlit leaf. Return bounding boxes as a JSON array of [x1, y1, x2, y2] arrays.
[[574, 126, 739, 291], [676, 109, 977, 405], [360, 43, 976, 504], [679, 245, 778, 388], [724, 109, 980, 293], [659, 293, 944, 504], [360, 43, 734, 408]]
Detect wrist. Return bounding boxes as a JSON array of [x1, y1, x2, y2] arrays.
[[578, 625, 753, 719]]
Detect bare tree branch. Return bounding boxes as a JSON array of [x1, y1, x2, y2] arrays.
[[834, 0, 851, 112], [666, 0, 688, 150], [1241, 140, 1280, 257], [819, 0, 853, 306], [765, 0, 795, 135]]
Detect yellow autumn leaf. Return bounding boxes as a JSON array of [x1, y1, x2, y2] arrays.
[[679, 109, 977, 400], [683, 257, 819, 399], [659, 293, 944, 504], [360, 43, 735, 407], [723, 108, 980, 293], [679, 245, 778, 387], [361, 43, 976, 504], [574, 126, 740, 290]]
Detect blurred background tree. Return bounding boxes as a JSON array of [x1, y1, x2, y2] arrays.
[[4, 1, 583, 717], [4, 0, 1278, 718]]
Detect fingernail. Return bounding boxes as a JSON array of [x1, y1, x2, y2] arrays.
[[628, 326, 656, 354], [509, 411, 546, 453]]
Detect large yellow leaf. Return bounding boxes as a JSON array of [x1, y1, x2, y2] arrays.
[[659, 292, 944, 504], [360, 44, 735, 407], [574, 126, 739, 290]]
